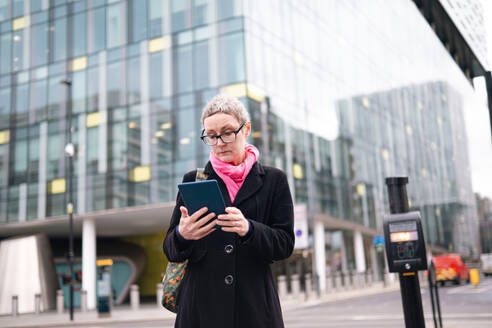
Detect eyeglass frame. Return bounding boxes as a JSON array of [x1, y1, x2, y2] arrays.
[[200, 122, 246, 146]]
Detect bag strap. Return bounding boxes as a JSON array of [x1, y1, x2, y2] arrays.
[[195, 168, 208, 182]]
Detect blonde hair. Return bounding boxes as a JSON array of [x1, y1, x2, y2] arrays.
[[201, 94, 250, 126]]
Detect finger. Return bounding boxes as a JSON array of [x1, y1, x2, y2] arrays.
[[180, 206, 189, 218], [216, 218, 237, 227], [196, 219, 218, 237], [217, 214, 234, 221], [189, 207, 208, 222], [220, 227, 238, 233], [225, 207, 241, 214], [197, 227, 217, 240], [195, 212, 216, 228]]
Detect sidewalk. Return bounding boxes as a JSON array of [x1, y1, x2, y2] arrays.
[[0, 282, 400, 328]]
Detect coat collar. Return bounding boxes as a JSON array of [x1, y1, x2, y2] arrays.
[[203, 161, 265, 206]]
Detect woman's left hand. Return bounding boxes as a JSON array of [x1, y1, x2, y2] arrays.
[[217, 207, 249, 237]]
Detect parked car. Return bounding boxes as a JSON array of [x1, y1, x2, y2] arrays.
[[481, 253, 492, 276], [433, 254, 469, 285]]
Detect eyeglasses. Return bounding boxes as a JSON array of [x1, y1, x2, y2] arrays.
[[200, 123, 245, 146]]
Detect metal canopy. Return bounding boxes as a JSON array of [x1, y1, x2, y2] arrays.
[[412, 0, 487, 82]]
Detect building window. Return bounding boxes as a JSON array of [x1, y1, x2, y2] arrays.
[[31, 22, 48, 67], [52, 17, 67, 62], [72, 12, 87, 58], [218, 32, 245, 85], [176, 45, 192, 93], [148, 0, 162, 38], [129, 0, 147, 42], [107, 2, 125, 49], [88, 7, 106, 53]]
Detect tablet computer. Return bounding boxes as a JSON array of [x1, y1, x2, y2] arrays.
[[178, 180, 227, 218]]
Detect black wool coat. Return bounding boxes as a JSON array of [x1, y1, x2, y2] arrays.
[[163, 161, 294, 328]]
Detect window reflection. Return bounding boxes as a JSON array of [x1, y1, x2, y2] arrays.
[[107, 3, 124, 49], [127, 56, 140, 104], [172, 0, 188, 32], [72, 12, 86, 57], [150, 53, 162, 100], [177, 107, 196, 160], [14, 138, 28, 183], [15, 83, 29, 113], [30, 79, 47, 121], [110, 120, 127, 170], [148, 0, 162, 38], [72, 70, 87, 114], [0, 33, 12, 74], [176, 45, 192, 93], [193, 0, 209, 26], [12, 30, 23, 71], [31, 23, 48, 67], [87, 126, 99, 175], [194, 40, 209, 90], [130, 0, 147, 42], [0, 0, 8, 21], [88, 7, 105, 53], [107, 60, 124, 108], [87, 66, 99, 111], [48, 75, 63, 118], [218, 32, 245, 85], [0, 87, 10, 125], [13, 0, 23, 18], [52, 17, 67, 61]]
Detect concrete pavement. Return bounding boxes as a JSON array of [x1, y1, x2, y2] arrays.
[[0, 282, 400, 328]]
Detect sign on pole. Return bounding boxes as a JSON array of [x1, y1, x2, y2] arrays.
[[294, 203, 309, 249]]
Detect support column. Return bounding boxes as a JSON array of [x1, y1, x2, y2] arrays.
[[370, 245, 379, 281], [339, 231, 348, 273], [354, 230, 366, 273], [485, 72, 492, 143], [314, 221, 326, 292], [82, 219, 97, 310]]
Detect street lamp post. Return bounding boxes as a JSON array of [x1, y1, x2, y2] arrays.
[[61, 79, 75, 321]]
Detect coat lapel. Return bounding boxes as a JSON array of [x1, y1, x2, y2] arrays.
[[232, 162, 264, 207], [203, 161, 265, 207]]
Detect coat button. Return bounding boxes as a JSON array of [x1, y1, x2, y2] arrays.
[[224, 244, 234, 254], [224, 275, 234, 285]]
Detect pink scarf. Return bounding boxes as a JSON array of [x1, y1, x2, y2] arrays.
[[209, 144, 260, 203]]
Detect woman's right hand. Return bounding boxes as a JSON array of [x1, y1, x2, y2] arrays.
[[177, 206, 217, 240]]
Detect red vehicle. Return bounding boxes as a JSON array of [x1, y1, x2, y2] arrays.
[[433, 254, 469, 285]]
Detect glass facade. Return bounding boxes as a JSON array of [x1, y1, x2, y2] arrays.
[[0, 0, 481, 261]]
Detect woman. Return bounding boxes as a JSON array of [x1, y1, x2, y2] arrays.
[[163, 94, 294, 328]]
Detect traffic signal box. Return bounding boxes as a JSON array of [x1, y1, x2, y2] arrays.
[[383, 211, 427, 273]]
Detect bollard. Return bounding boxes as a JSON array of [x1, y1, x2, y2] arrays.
[[305, 274, 313, 299], [335, 272, 342, 291], [277, 276, 288, 299], [325, 274, 333, 293], [11, 295, 18, 317], [156, 283, 164, 307], [291, 274, 301, 299], [56, 290, 64, 314], [80, 290, 87, 312], [130, 284, 140, 310], [34, 293, 41, 314]]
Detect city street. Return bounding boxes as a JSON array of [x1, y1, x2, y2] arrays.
[[44, 277, 492, 328]]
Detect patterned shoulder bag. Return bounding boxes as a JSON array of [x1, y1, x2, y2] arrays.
[[161, 168, 208, 313]]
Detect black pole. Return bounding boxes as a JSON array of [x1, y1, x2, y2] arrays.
[[385, 177, 426, 328], [428, 261, 438, 328], [62, 79, 74, 321], [434, 271, 443, 328]]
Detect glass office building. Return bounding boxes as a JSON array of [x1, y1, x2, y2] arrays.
[[0, 0, 483, 303]]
